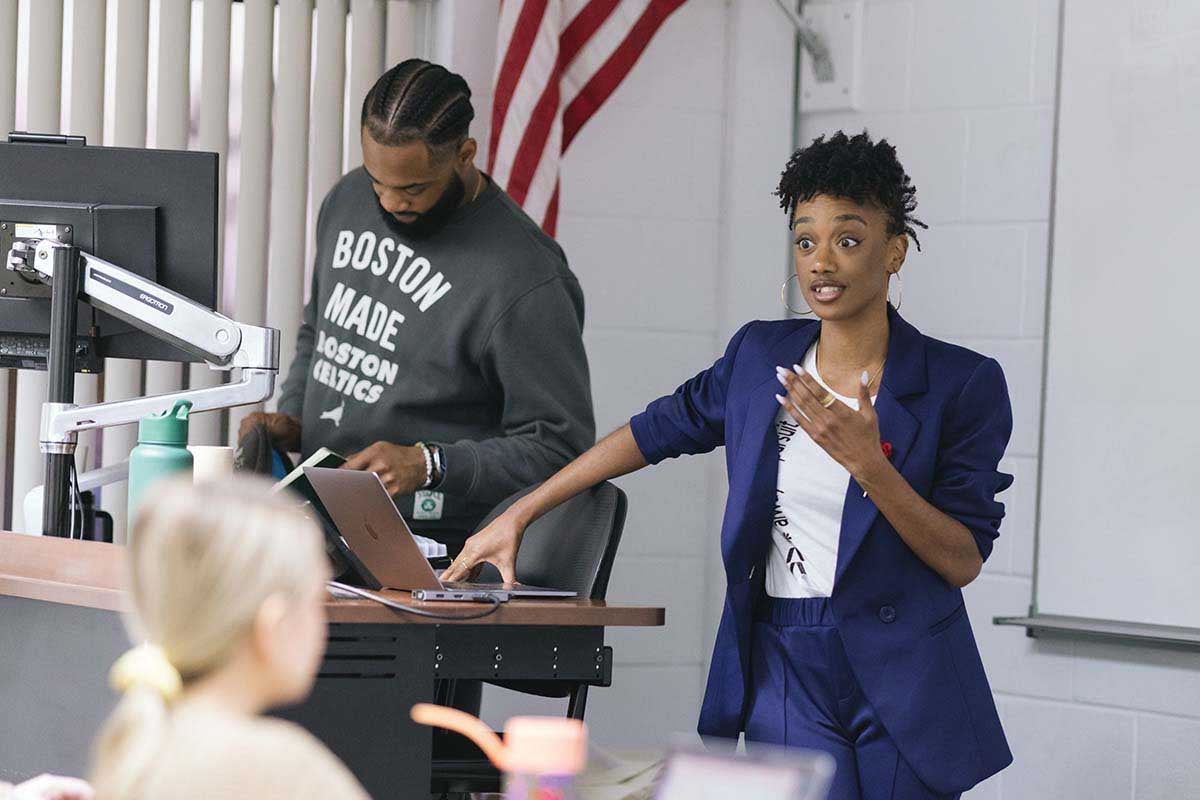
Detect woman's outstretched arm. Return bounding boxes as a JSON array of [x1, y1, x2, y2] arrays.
[[440, 424, 648, 583]]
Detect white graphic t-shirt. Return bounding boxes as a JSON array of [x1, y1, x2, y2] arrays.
[[767, 343, 875, 598]]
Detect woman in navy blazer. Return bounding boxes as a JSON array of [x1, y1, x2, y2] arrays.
[[444, 131, 1014, 799]]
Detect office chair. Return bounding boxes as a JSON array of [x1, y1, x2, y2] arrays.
[[430, 480, 628, 796]]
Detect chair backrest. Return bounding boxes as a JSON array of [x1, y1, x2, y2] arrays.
[[473, 482, 627, 600]]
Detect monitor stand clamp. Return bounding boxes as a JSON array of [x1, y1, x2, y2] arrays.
[[6, 238, 281, 537]]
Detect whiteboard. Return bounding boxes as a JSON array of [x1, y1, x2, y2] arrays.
[[1035, 0, 1200, 629]]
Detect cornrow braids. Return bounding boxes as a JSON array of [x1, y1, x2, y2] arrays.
[[775, 130, 928, 251], [361, 58, 475, 159]]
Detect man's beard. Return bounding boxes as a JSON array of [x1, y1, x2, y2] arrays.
[[387, 172, 466, 238]]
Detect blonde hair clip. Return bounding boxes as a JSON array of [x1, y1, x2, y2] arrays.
[[109, 643, 183, 702]]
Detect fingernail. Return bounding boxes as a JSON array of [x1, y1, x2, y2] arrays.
[[775, 394, 787, 404], [775, 365, 789, 376], [861, 370, 869, 386], [793, 364, 805, 375], [776, 372, 789, 386]]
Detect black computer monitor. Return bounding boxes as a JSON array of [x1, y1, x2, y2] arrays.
[[0, 133, 218, 367]]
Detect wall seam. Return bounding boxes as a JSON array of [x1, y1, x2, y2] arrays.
[[994, 690, 1200, 724], [1129, 713, 1139, 799]]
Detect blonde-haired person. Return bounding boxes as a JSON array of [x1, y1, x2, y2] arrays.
[[89, 477, 369, 800]]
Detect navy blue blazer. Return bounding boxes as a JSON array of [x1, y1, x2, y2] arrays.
[[629, 307, 1014, 794]]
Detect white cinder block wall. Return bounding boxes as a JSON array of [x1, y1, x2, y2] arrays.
[[439, 1, 1200, 796], [438, 0, 797, 746], [800, 1, 1200, 799]]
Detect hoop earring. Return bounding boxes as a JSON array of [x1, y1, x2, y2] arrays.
[[887, 272, 903, 311], [781, 274, 815, 316]]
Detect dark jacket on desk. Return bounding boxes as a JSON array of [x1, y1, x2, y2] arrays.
[[629, 306, 1014, 795]]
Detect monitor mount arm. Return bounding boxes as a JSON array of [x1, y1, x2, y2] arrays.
[[6, 238, 280, 535]]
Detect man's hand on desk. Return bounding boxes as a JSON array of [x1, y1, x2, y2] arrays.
[[342, 441, 427, 497], [237, 411, 302, 451]]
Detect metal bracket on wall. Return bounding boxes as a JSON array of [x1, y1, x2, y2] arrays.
[[780, 0, 863, 112], [994, 613, 1200, 653], [774, 0, 835, 82]]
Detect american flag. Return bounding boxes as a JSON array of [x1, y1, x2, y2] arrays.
[[488, 0, 688, 236]]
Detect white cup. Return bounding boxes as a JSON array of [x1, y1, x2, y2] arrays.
[[187, 445, 236, 482]]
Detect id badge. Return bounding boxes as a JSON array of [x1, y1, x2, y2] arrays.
[[414, 490, 444, 520]]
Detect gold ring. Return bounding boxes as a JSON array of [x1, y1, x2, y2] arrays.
[[819, 392, 836, 408]]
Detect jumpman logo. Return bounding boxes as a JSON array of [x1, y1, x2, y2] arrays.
[[320, 401, 345, 427]]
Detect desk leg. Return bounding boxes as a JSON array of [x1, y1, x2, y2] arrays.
[[276, 623, 434, 800]]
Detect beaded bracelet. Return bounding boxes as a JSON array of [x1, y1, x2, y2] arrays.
[[416, 442, 435, 489]]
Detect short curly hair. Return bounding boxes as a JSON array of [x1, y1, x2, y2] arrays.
[[775, 130, 927, 250]]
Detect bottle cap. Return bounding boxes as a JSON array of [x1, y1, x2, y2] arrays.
[[137, 399, 193, 445], [503, 716, 587, 775]]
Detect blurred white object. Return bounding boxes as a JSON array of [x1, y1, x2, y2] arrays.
[[21, 462, 129, 537], [188, 445, 235, 482], [414, 534, 447, 559], [9, 772, 95, 800], [579, 747, 663, 800], [654, 743, 834, 800]]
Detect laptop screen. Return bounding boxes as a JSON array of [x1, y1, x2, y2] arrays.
[[655, 747, 833, 800]]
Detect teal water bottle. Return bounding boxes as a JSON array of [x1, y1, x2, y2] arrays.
[[127, 399, 194, 527]]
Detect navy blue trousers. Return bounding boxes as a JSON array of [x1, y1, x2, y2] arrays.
[[745, 596, 961, 800]]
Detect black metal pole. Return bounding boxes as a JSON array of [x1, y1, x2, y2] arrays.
[[42, 244, 81, 537]]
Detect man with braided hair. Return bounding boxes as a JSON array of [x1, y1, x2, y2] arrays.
[[241, 59, 595, 555]]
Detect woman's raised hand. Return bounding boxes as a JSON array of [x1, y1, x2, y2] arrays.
[[775, 365, 889, 482], [441, 508, 528, 585]]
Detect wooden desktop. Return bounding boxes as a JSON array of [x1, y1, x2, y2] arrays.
[[0, 531, 665, 797]]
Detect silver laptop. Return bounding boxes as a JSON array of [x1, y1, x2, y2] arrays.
[[655, 743, 834, 800], [304, 467, 576, 601]]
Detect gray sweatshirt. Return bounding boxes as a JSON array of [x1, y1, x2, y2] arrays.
[[278, 168, 595, 542]]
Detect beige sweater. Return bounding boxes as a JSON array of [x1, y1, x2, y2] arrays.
[[111, 706, 370, 800]]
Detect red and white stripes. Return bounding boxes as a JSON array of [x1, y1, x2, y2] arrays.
[[488, 0, 687, 236]]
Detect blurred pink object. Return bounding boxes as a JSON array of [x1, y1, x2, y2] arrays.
[[411, 703, 586, 798]]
